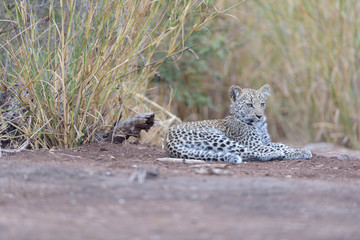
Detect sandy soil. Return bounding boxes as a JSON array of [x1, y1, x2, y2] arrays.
[[0, 142, 359, 240]]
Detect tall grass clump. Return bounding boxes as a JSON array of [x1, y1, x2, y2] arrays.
[[0, 0, 228, 148], [241, 0, 360, 148], [156, 0, 360, 149]]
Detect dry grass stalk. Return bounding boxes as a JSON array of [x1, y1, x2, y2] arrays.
[[0, 0, 229, 148]]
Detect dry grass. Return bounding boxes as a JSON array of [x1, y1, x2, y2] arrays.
[[249, 0, 359, 148], [0, 0, 232, 148]]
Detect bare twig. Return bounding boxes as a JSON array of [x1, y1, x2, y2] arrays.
[[112, 102, 124, 143], [156, 157, 208, 164], [135, 93, 181, 125], [0, 119, 51, 156]]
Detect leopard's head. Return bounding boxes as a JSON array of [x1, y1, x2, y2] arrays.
[[229, 84, 270, 123]]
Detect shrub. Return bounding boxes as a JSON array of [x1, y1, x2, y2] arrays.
[[0, 0, 228, 148]]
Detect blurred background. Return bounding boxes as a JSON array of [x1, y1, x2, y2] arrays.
[[150, 0, 360, 148], [1, 0, 359, 149]]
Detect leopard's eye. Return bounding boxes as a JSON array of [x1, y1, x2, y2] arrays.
[[247, 103, 253, 108], [260, 103, 265, 107]]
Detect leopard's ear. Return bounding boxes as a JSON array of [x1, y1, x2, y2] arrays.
[[229, 85, 242, 102], [259, 84, 270, 97]]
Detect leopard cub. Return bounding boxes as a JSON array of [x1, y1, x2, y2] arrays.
[[164, 84, 312, 164]]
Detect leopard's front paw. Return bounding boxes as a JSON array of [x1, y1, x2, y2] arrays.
[[300, 148, 312, 159], [278, 150, 286, 160], [226, 154, 243, 164]]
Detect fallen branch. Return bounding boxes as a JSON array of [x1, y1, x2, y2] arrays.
[[157, 157, 208, 164], [105, 112, 155, 143]]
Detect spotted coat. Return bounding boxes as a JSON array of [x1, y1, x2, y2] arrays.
[[164, 85, 312, 164]]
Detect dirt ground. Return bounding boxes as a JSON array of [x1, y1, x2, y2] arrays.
[[0, 142, 360, 240]]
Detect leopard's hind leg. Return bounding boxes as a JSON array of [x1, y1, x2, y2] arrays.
[[164, 128, 242, 164], [165, 144, 242, 164]]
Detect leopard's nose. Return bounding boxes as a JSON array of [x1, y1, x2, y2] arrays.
[[256, 114, 262, 119]]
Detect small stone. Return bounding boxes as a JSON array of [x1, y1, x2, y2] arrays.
[[190, 194, 199, 200], [337, 155, 350, 160]]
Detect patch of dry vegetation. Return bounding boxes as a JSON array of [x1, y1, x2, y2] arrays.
[[0, 0, 238, 148]]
